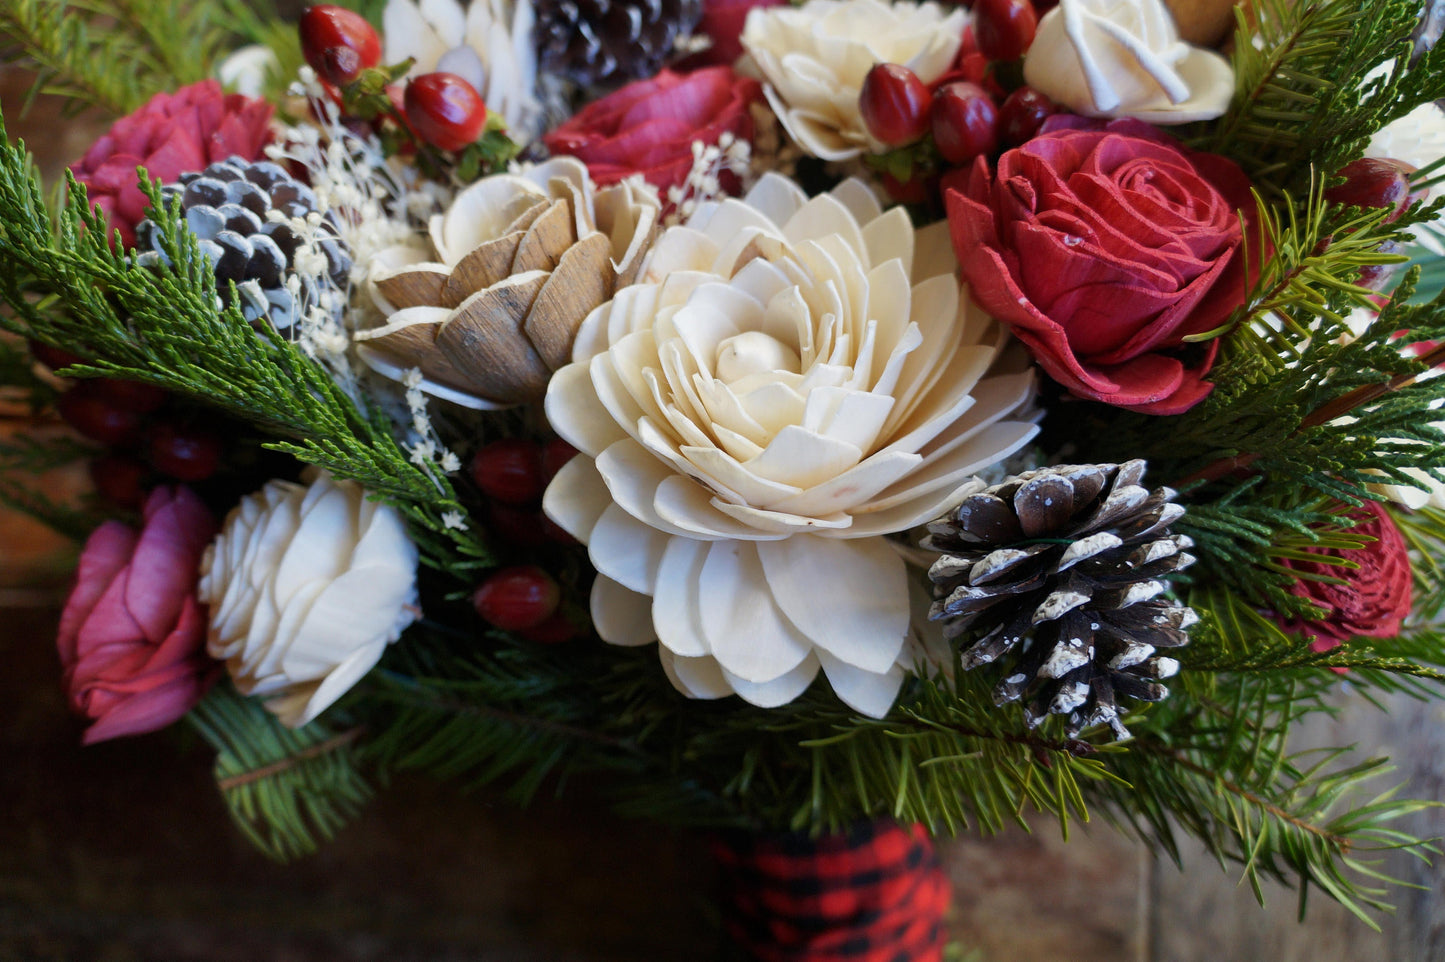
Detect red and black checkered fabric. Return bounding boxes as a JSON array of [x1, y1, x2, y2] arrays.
[[711, 819, 950, 962]]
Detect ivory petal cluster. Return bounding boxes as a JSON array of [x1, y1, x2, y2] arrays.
[[197, 473, 420, 727], [1023, 0, 1234, 124], [543, 174, 1039, 716], [382, 0, 542, 142], [357, 156, 661, 407], [739, 0, 965, 161]]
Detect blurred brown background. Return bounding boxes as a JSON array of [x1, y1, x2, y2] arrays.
[[2, 63, 1445, 961]]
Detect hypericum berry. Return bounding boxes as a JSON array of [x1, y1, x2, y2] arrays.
[[472, 566, 561, 631], [1325, 158, 1416, 221], [57, 383, 142, 447], [89, 454, 148, 510], [997, 86, 1058, 147], [471, 438, 545, 505], [93, 377, 167, 415], [931, 82, 999, 166], [974, 0, 1038, 62], [148, 421, 223, 482], [27, 340, 82, 372], [517, 610, 579, 644], [859, 63, 934, 148], [299, 5, 382, 86], [404, 73, 488, 152], [1357, 240, 1408, 291]]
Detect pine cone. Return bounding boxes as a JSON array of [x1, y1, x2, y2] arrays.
[[135, 157, 351, 331], [535, 0, 702, 87], [924, 461, 1196, 739]]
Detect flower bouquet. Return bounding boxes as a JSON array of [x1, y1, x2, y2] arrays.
[[2, 0, 1445, 954]]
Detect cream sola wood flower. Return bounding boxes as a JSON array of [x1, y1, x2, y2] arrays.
[[197, 472, 420, 727], [383, 0, 542, 142], [1023, 0, 1233, 124], [356, 156, 661, 407], [739, 0, 965, 162], [543, 174, 1040, 716]]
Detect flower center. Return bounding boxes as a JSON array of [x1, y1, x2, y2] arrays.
[[715, 330, 801, 384]]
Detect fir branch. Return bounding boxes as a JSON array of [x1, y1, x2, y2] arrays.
[[188, 683, 373, 862], [0, 122, 493, 571], [1208, 0, 1445, 193]]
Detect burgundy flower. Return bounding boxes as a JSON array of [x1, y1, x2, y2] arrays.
[[1278, 500, 1413, 651], [542, 67, 762, 197], [946, 116, 1258, 415], [72, 80, 274, 248], [57, 486, 219, 744]]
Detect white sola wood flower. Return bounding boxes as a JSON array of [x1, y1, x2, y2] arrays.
[[543, 174, 1039, 716], [740, 0, 965, 162], [383, 0, 541, 141], [197, 472, 420, 727], [1023, 0, 1233, 124]]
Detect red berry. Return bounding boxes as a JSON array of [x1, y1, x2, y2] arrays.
[[472, 566, 561, 631], [997, 86, 1058, 147], [517, 611, 579, 644], [859, 63, 934, 148], [57, 383, 142, 447], [880, 170, 930, 205], [300, 6, 382, 86], [148, 421, 222, 482], [1325, 158, 1415, 221], [93, 377, 167, 414], [89, 454, 148, 510], [471, 438, 544, 505], [974, 0, 1038, 61], [404, 73, 488, 152], [931, 82, 999, 166], [1356, 240, 1407, 291], [28, 340, 83, 371], [541, 438, 578, 486]]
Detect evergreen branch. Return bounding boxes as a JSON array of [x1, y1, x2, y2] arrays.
[[1209, 0, 1444, 193], [0, 120, 493, 571], [188, 683, 373, 862]]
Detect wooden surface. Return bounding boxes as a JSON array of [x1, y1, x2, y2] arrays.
[[3, 67, 1444, 961]]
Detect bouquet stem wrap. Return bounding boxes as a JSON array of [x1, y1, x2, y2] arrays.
[[711, 819, 950, 961]]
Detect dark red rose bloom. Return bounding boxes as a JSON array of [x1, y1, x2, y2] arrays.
[[679, 0, 786, 68], [542, 67, 762, 197], [946, 116, 1259, 415], [57, 486, 219, 743], [72, 80, 274, 248], [1277, 500, 1413, 652]]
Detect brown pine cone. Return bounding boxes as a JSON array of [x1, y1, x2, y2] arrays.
[[924, 461, 1196, 740]]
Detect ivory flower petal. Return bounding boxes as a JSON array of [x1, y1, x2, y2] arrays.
[[197, 473, 419, 727], [544, 174, 1039, 716], [740, 0, 966, 160], [1023, 0, 1234, 124]]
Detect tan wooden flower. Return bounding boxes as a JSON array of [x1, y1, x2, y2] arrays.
[[356, 157, 661, 407]]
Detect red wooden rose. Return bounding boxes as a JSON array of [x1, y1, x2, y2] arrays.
[[57, 486, 218, 743], [71, 80, 274, 248], [1278, 500, 1414, 652], [542, 66, 762, 197], [946, 117, 1258, 415]]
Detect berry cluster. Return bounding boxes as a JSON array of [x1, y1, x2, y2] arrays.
[[300, 6, 497, 158], [33, 343, 224, 507], [858, 0, 1060, 202], [468, 438, 582, 644]]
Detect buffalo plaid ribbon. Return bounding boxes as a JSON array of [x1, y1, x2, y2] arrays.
[[711, 819, 950, 962]]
